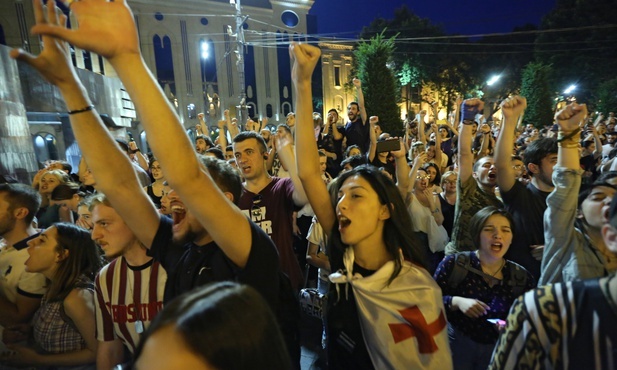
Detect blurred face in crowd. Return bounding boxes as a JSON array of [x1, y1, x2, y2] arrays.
[[347, 103, 360, 122], [473, 156, 497, 189], [39, 172, 62, 196], [415, 169, 430, 191], [286, 113, 295, 127], [166, 188, 208, 245], [150, 161, 164, 181], [319, 156, 327, 175], [581, 185, 616, 230], [425, 166, 437, 185], [534, 154, 558, 187], [196, 138, 208, 154], [25, 226, 62, 277], [82, 168, 96, 187], [441, 173, 457, 195], [512, 159, 526, 179]]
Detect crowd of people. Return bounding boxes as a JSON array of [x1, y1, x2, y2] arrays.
[[0, 0, 616, 369]]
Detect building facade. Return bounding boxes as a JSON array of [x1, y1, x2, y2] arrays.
[[0, 0, 315, 180]]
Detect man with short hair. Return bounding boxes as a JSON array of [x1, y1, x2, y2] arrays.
[[495, 96, 558, 281], [90, 194, 166, 369], [234, 131, 308, 290], [445, 99, 503, 255], [0, 184, 47, 329], [343, 78, 370, 154]]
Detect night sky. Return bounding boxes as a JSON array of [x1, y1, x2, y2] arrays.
[[309, 0, 558, 37]]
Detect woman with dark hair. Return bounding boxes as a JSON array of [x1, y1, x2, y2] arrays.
[[133, 282, 290, 370], [36, 183, 82, 228], [293, 43, 451, 369], [433, 206, 534, 370], [422, 162, 442, 194], [2, 223, 104, 369], [406, 154, 448, 273], [144, 159, 166, 208]]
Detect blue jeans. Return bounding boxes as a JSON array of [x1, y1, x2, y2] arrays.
[[448, 324, 496, 370]]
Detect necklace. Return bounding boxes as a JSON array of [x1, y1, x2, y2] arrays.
[[125, 259, 153, 334], [476, 251, 506, 278]]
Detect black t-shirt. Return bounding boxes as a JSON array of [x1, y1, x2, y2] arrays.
[[344, 118, 370, 154], [501, 181, 549, 282], [439, 194, 455, 239], [327, 261, 375, 370], [149, 215, 281, 307], [370, 156, 396, 182]]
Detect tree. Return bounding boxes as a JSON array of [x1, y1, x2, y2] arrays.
[[353, 31, 402, 135], [520, 62, 554, 127], [535, 0, 617, 102], [594, 78, 617, 115]]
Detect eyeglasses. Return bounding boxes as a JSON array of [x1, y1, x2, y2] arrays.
[[416, 175, 431, 180], [251, 195, 263, 219], [443, 180, 456, 185], [512, 164, 524, 170]]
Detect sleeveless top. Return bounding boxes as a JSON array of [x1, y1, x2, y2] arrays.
[[146, 185, 162, 207], [33, 276, 93, 354]]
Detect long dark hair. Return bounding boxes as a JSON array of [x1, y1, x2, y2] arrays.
[[48, 223, 104, 301], [329, 165, 428, 284], [134, 282, 290, 370]]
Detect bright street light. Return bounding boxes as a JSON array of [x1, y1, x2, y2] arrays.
[[201, 41, 209, 59], [486, 75, 501, 86], [564, 84, 576, 95]]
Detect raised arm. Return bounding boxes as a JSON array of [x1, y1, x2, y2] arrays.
[[418, 110, 427, 144], [495, 96, 527, 193], [367, 116, 378, 162], [291, 44, 333, 233], [391, 138, 411, 199], [217, 119, 227, 150], [326, 112, 343, 141], [11, 0, 160, 247], [458, 99, 484, 183], [34, 0, 254, 266], [353, 78, 368, 124], [273, 132, 308, 207]]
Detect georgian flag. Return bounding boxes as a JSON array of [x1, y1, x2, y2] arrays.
[[330, 248, 453, 370]]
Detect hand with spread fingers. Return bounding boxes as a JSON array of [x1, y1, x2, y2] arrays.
[[31, 0, 140, 62], [10, 0, 78, 89]]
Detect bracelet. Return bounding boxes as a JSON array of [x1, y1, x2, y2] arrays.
[[557, 128, 581, 143], [67, 105, 95, 115], [461, 119, 475, 126], [558, 141, 580, 149]]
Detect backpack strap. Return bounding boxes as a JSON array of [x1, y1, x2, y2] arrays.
[[506, 260, 528, 298], [447, 252, 473, 290]]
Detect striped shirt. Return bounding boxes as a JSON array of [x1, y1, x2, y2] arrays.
[[94, 257, 166, 353], [489, 276, 617, 370]]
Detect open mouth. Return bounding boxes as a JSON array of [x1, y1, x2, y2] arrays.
[[488, 173, 497, 180], [338, 215, 351, 230], [490, 242, 502, 252]]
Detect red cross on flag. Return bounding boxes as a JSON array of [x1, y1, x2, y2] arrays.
[[330, 248, 453, 370]]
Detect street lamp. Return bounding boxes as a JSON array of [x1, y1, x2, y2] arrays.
[[563, 84, 576, 95], [486, 75, 501, 86]]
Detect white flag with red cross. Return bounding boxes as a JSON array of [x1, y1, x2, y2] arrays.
[[330, 248, 453, 370]]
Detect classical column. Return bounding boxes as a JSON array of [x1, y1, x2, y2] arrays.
[[0, 46, 38, 184]]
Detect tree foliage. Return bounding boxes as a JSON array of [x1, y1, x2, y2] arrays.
[[594, 78, 617, 114], [536, 0, 617, 102], [353, 31, 402, 135], [520, 62, 554, 127]]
